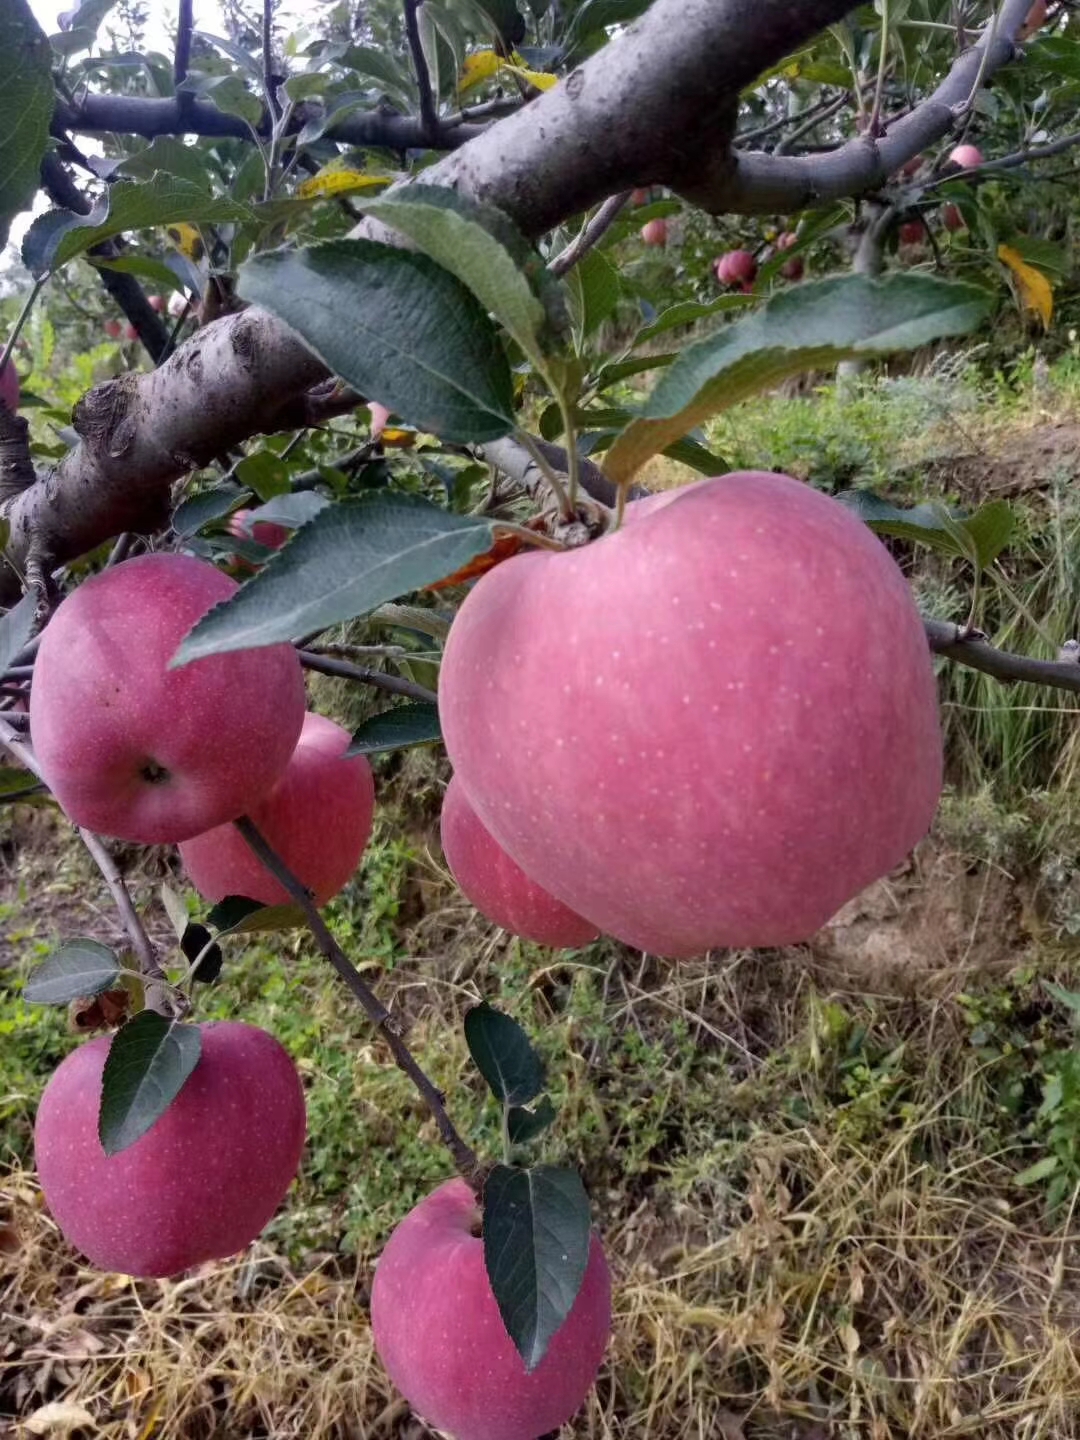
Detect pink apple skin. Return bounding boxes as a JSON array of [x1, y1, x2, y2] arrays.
[[179, 712, 375, 906], [439, 472, 942, 958], [34, 1021, 306, 1277], [0, 358, 18, 411], [227, 508, 291, 552], [441, 774, 598, 948], [29, 553, 307, 845], [369, 401, 392, 438], [371, 1178, 611, 1440], [715, 249, 757, 286], [948, 143, 983, 169], [640, 218, 668, 247]]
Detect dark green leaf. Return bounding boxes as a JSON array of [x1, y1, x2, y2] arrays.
[[0, 769, 47, 803], [98, 1012, 203, 1155], [465, 1001, 545, 1106], [1044, 981, 1080, 1015], [24, 939, 122, 1005], [21, 178, 254, 276], [91, 254, 189, 293], [838, 491, 1014, 572], [0, 592, 36, 676], [172, 492, 494, 663], [507, 1095, 557, 1145], [662, 435, 729, 477], [115, 135, 219, 189], [567, 249, 621, 339], [179, 922, 223, 984], [604, 275, 994, 487], [346, 702, 442, 756], [206, 894, 306, 934], [237, 239, 515, 443], [361, 186, 566, 373], [246, 492, 330, 529], [0, 0, 54, 249], [235, 450, 292, 501], [483, 1164, 592, 1371], [173, 482, 249, 537], [962, 500, 1015, 571]]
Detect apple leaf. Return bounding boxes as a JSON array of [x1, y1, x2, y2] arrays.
[[0, 0, 54, 250], [236, 239, 516, 443], [0, 769, 47, 803], [98, 1011, 203, 1155], [602, 275, 994, 487], [172, 493, 494, 663], [21, 177, 255, 277], [179, 922, 223, 985], [507, 1095, 558, 1146], [0, 592, 36, 677], [346, 702, 442, 757], [483, 1163, 592, 1371], [205, 895, 306, 934], [465, 1002, 545, 1107], [360, 186, 566, 374], [838, 491, 1015, 571], [245, 493, 330, 529], [172, 483, 250, 537], [567, 250, 621, 340], [24, 940, 122, 1006]]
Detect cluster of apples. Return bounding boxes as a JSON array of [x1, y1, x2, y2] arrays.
[[439, 471, 944, 959], [899, 143, 985, 244]]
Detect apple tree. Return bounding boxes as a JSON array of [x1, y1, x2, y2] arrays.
[[1, 0, 1079, 1434]]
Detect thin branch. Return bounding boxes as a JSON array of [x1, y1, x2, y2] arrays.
[[0, 718, 166, 985], [298, 649, 438, 704], [403, 0, 440, 143], [919, 129, 1080, 190], [550, 191, 631, 277], [924, 619, 1080, 694], [772, 91, 852, 155], [233, 815, 479, 1183], [174, 0, 194, 88], [262, 0, 279, 117]]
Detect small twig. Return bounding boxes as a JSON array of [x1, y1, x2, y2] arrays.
[[262, 0, 279, 116], [298, 650, 438, 704], [550, 192, 632, 277], [106, 533, 134, 568], [305, 642, 410, 661], [234, 815, 479, 1183], [174, 0, 194, 88], [514, 430, 573, 519], [403, 0, 440, 143], [773, 90, 852, 155], [924, 618, 1080, 693], [1, 277, 46, 377], [0, 717, 167, 989], [919, 130, 1080, 191]]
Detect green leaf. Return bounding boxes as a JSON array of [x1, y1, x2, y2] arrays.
[[172, 482, 250, 537], [0, 592, 36, 676], [465, 1001, 545, 1106], [483, 1164, 592, 1371], [184, 73, 263, 127], [246, 492, 330, 529], [662, 435, 729, 478], [115, 135, 220, 189], [0, 0, 54, 249], [603, 275, 994, 487], [1044, 981, 1080, 1015], [172, 492, 494, 663], [0, 769, 47, 803], [567, 249, 621, 339], [507, 1095, 557, 1145], [346, 702, 442, 756], [24, 939, 122, 1005], [235, 450, 292, 501], [179, 921, 223, 984], [98, 1011, 203, 1156], [838, 492, 1015, 571], [634, 295, 750, 343], [91, 254, 189, 293], [21, 177, 255, 276], [205, 894, 306, 934], [361, 186, 565, 376], [237, 239, 515, 443], [1015, 1154, 1060, 1186]]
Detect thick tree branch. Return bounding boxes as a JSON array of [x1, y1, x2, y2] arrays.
[[234, 815, 480, 1184], [53, 92, 482, 152], [703, 0, 1033, 213]]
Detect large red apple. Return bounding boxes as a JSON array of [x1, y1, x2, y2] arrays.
[[34, 1021, 306, 1277], [439, 472, 942, 958], [179, 712, 375, 906], [371, 1178, 611, 1440], [715, 249, 757, 286], [441, 774, 598, 948], [0, 358, 18, 411], [29, 553, 307, 844]]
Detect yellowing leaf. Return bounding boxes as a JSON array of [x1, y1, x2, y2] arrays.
[[504, 64, 558, 91], [297, 168, 391, 199], [25, 1402, 97, 1435], [998, 244, 1053, 328], [165, 222, 204, 261], [458, 49, 501, 93]]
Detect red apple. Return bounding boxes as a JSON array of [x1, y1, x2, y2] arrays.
[[124, 323, 139, 341], [441, 773, 598, 947], [29, 553, 307, 844], [640, 218, 668, 247], [899, 155, 924, 178], [439, 472, 942, 958], [371, 1178, 611, 1440], [148, 294, 166, 312], [779, 255, 804, 281], [1019, 0, 1047, 37], [899, 219, 927, 244], [942, 202, 965, 232], [948, 143, 983, 169], [369, 401, 392, 439], [775, 231, 798, 251], [179, 712, 375, 907], [227, 508, 291, 553], [631, 187, 651, 205], [104, 319, 122, 339], [34, 1021, 305, 1277], [0, 357, 18, 411], [714, 249, 757, 286]]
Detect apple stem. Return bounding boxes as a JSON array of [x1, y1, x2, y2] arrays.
[[234, 815, 482, 1186]]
